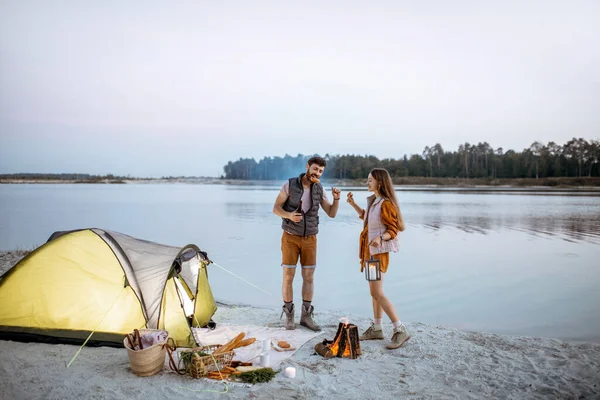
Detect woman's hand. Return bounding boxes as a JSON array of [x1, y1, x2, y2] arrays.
[[368, 236, 382, 248], [346, 192, 356, 206]]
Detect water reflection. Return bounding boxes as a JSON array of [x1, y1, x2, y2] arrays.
[[224, 189, 600, 245], [225, 203, 277, 224], [414, 214, 600, 244]]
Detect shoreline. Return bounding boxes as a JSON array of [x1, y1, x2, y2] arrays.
[[2, 178, 600, 192], [1, 304, 599, 399], [1, 251, 600, 399]]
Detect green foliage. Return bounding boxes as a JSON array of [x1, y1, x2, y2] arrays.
[[222, 138, 600, 180], [179, 349, 209, 367], [234, 367, 277, 384]]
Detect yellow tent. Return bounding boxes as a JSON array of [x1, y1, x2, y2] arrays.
[[0, 229, 217, 347]]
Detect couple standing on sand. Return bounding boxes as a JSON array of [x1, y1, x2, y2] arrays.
[[272, 156, 410, 350]]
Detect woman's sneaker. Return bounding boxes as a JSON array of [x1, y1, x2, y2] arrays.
[[386, 325, 410, 349], [359, 323, 384, 340]]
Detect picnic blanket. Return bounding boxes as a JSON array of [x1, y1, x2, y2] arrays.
[[191, 324, 322, 367]]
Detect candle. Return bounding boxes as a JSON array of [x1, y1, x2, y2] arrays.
[[284, 367, 296, 378], [368, 264, 376, 280]]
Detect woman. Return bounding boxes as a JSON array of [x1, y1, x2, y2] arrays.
[[347, 168, 409, 349]]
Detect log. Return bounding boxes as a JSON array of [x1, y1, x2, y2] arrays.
[[314, 322, 361, 359]]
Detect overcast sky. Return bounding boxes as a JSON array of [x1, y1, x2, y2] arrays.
[[1, 0, 598, 177]]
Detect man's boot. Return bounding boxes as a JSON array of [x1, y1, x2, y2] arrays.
[[280, 304, 296, 330], [300, 304, 321, 331]]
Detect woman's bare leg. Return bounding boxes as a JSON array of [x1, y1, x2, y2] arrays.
[[372, 297, 383, 320], [368, 276, 400, 323]]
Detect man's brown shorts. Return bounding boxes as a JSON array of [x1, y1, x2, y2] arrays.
[[281, 231, 317, 268]]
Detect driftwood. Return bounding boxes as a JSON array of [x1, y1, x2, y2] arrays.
[[315, 323, 362, 359]]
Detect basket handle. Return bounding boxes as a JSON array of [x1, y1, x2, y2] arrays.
[[134, 329, 143, 350], [125, 333, 136, 350], [165, 338, 186, 375]]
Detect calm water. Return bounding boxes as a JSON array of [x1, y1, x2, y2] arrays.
[[1, 183, 599, 343]]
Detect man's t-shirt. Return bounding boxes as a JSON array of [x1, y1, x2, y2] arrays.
[[280, 181, 329, 213]]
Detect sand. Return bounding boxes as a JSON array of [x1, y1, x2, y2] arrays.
[[1, 251, 599, 399]]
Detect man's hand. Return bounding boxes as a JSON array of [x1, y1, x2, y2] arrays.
[[332, 187, 341, 201], [289, 211, 303, 223], [321, 187, 341, 217]]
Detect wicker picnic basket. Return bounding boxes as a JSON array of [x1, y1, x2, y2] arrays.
[[180, 345, 234, 378], [124, 329, 170, 377]]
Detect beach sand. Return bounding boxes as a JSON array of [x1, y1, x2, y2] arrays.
[[1, 251, 599, 399]]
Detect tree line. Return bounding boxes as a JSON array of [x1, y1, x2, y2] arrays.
[[0, 173, 127, 183], [222, 138, 600, 181]]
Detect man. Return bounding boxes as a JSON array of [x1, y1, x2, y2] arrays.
[[272, 156, 341, 331]]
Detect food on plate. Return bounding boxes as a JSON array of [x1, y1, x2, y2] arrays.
[[277, 340, 291, 348]]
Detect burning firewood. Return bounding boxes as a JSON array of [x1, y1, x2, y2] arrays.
[[315, 322, 362, 359]]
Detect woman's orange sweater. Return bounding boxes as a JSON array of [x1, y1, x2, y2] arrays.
[[358, 200, 400, 273]]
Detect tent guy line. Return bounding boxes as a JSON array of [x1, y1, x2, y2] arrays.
[[209, 261, 273, 297], [66, 285, 128, 368]]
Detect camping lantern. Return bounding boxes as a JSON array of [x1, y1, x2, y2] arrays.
[[364, 256, 381, 281]]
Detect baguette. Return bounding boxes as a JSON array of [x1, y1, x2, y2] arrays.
[[234, 337, 256, 349], [214, 332, 246, 354]]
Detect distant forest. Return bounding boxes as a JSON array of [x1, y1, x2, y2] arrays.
[[0, 173, 128, 183], [223, 138, 600, 181]]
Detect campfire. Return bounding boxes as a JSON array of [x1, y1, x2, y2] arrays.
[[314, 318, 361, 359]]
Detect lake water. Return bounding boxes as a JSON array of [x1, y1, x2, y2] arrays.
[[1, 183, 599, 343]]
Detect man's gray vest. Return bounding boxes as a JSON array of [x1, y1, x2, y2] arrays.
[[281, 173, 324, 236]]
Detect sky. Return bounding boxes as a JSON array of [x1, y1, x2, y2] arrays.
[[1, 1, 599, 178]]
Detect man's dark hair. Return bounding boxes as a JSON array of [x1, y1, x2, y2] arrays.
[[307, 156, 327, 168]]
